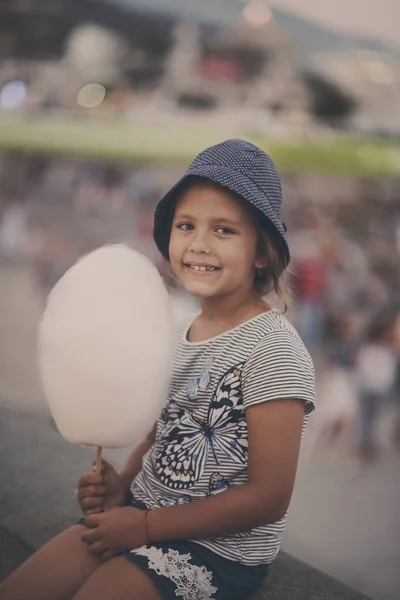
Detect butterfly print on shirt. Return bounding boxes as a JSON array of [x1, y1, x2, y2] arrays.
[[208, 472, 230, 495], [186, 356, 214, 401], [160, 399, 184, 426], [155, 363, 248, 490], [157, 473, 230, 507], [157, 495, 192, 507]]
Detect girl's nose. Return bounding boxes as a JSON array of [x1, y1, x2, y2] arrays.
[[189, 230, 211, 254]]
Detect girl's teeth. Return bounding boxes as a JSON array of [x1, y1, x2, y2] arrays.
[[190, 265, 216, 271]]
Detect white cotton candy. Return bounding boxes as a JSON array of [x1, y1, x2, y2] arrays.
[[38, 244, 174, 448]]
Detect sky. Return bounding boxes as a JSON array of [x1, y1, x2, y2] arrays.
[[270, 0, 400, 47]]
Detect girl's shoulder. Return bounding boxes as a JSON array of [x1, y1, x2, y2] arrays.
[[244, 309, 312, 355], [245, 310, 314, 370], [241, 311, 316, 411]]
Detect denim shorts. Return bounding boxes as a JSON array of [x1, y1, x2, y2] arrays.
[[78, 500, 268, 600]]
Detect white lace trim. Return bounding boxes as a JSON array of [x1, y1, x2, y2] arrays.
[[131, 546, 218, 600]]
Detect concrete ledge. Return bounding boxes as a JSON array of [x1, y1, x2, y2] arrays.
[[254, 552, 371, 599], [0, 403, 371, 598], [0, 526, 35, 581]]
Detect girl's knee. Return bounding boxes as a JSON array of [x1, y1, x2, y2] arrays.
[[72, 556, 163, 600]]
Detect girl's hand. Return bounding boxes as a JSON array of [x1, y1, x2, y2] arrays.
[[77, 459, 129, 516], [81, 506, 148, 557]]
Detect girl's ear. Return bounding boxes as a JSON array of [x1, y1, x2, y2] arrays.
[[255, 232, 269, 270]]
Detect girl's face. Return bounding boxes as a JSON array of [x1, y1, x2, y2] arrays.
[[169, 181, 262, 303]]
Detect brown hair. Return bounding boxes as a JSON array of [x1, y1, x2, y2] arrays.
[[253, 216, 291, 312]]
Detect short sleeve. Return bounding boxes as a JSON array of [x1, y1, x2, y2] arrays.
[[241, 329, 316, 414]]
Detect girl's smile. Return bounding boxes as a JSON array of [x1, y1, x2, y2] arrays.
[[185, 262, 221, 275]]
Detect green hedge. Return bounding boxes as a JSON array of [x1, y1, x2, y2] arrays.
[[1, 113, 399, 177]]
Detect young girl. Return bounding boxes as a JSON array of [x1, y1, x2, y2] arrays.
[[1, 140, 315, 600]]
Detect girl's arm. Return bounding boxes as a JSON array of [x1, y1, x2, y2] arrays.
[[147, 398, 305, 540], [119, 422, 157, 490]]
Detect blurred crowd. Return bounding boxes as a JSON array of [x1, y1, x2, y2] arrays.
[[0, 151, 399, 464]]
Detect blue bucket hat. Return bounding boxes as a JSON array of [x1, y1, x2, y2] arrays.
[[153, 139, 290, 267]]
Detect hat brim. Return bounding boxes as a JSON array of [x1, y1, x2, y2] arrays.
[[153, 163, 290, 266]]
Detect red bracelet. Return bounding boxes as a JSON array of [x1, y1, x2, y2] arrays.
[[144, 509, 151, 544]]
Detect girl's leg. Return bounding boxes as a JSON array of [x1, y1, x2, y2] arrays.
[[0, 525, 102, 600], [73, 555, 163, 600]]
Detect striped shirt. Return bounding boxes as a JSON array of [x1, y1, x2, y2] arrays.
[[131, 308, 315, 565]]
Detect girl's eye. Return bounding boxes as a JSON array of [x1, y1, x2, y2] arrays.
[[177, 223, 194, 231], [216, 227, 235, 235]]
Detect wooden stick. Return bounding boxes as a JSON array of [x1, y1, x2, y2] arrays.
[[95, 446, 103, 475]]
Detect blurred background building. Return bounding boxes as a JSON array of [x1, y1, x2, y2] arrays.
[[0, 0, 399, 134], [0, 2, 399, 599]]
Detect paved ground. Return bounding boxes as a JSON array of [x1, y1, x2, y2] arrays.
[[0, 263, 399, 600]]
